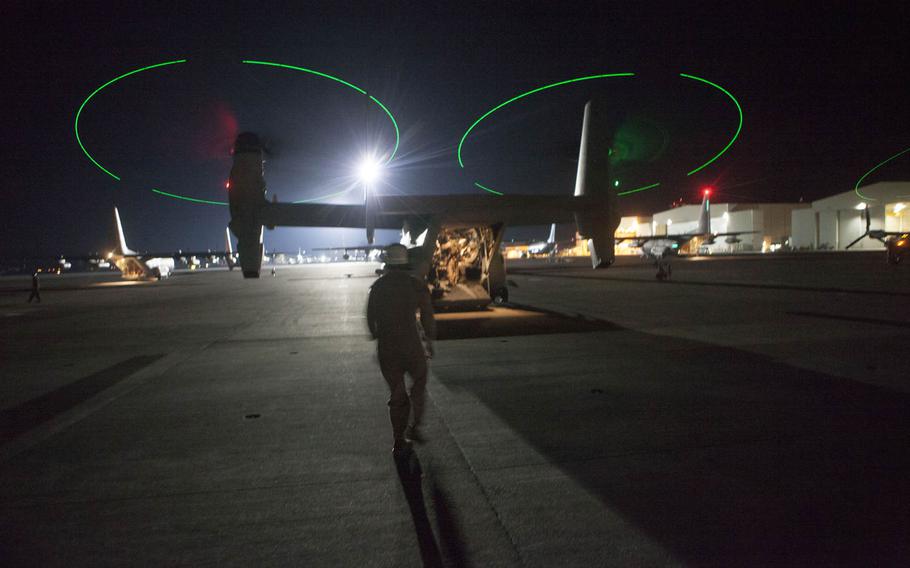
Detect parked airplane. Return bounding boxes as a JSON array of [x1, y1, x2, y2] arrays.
[[503, 223, 574, 259], [103, 208, 235, 280], [527, 223, 563, 256], [104, 207, 175, 279], [846, 206, 909, 264], [227, 99, 622, 307], [616, 189, 754, 279]]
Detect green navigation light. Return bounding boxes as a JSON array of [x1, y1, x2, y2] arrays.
[[855, 146, 910, 201], [474, 182, 504, 196], [679, 73, 743, 176], [75, 59, 187, 181], [613, 180, 620, 187]]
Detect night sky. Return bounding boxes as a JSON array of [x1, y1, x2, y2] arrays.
[[4, 2, 909, 257]]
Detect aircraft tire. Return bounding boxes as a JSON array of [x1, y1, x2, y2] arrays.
[[242, 270, 261, 279], [492, 287, 509, 304]]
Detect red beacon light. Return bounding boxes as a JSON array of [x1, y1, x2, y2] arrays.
[[702, 187, 713, 197], [225, 180, 231, 190]]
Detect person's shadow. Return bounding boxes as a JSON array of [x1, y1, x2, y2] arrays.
[[394, 450, 443, 567]]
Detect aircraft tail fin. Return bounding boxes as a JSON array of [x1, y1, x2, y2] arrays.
[[697, 189, 711, 235], [572, 99, 621, 268], [113, 207, 136, 255], [225, 227, 236, 270], [547, 223, 556, 244]]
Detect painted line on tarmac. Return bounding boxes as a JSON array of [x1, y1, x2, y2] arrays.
[[787, 311, 910, 329], [0, 355, 163, 444], [508, 270, 910, 297], [0, 347, 210, 464]]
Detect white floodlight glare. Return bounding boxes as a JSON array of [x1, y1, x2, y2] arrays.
[[357, 158, 381, 185], [893, 202, 906, 213], [855, 202, 867, 210]]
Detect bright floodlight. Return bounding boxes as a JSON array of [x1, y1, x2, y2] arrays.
[[357, 158, 381, 184]]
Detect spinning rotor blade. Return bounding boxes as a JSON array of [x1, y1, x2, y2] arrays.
[[845, 235, 866, 250]]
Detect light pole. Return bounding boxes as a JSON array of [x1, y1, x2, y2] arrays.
[[357, 157, 382, 244]]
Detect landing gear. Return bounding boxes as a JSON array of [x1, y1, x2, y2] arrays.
[[492, 287, 509, 304], [656, 262, 672, 281]]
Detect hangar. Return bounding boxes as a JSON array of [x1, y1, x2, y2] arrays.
[[790, 182, 910, 251], [650, 201, 808, 254]]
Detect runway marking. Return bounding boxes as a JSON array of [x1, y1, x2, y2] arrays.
[[0, 355, 162, 446], [787, 311, 910, 329]]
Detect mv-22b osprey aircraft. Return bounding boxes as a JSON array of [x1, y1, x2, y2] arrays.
[[227, 100, 621, 308]]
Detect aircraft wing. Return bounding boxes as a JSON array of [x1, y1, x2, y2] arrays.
[[310, 245, 390, 252], [261, 194, 585, 229], [615, 234, 699, 247], [710, 231, 757, 238]]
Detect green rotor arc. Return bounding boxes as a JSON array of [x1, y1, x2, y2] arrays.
[[75, 59, 400, 206], [854, 146, 910, 201], [458, 72, 743, 198]]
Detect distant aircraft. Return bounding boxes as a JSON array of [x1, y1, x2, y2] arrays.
[[102, 208, 234, 280], [616, 189, 754, 279], [227, 99, 622, 308], [504, 223, 574, 259], [527, 224, 560, 256], [846, 206, 909, 265], [311, 244, 388, 262], [106, 207, 176, 279]]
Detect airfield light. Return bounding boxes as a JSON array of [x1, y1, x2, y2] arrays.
[[357, 158, 381, 184]]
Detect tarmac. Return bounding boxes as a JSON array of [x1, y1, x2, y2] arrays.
[[1, 252, 908, 566]]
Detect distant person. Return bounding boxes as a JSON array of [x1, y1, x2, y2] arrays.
[[27, 271, 41, 303], [367, 244, 436, 455]]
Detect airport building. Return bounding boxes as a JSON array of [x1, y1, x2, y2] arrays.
[[505, 182, 908, 258], [654, 202, 806, 253], [789, 181, 910, 251]]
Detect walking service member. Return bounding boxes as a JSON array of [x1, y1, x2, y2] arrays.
[[367, 244, 436, 455], [27, 271, 41, 303]]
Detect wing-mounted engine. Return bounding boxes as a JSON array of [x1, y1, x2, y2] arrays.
[[227, 132, 267, 278]]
